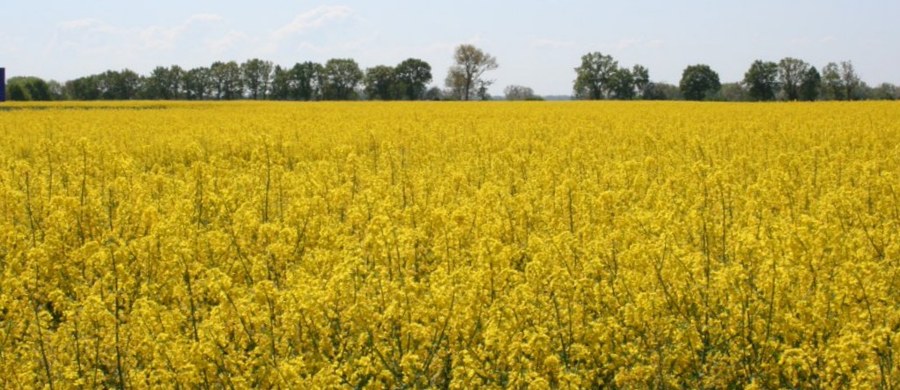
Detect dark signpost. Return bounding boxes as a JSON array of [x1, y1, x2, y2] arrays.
[[0, 67, 5, 102]]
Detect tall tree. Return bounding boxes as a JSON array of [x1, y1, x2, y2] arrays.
[[364, 65, 396, 100], [609, 67, 635, 99], [573, 52, 618, 99], [631, 64, 650, 99], [144, 66, 184, 99], [98, 69, 142, 100], [680, 64, 721, 101], [445, 44, 498, 101], [210, 61, 243, 100], [444, 70, 466, 100], [778, 57, 809, 101], [241, 58, 274, 100], [65, 76, 101, 100], [799, 66, 821, 101], [270, 65, 291, 100], [170, 65, 185, 99], [475, 79, 493, 100], [840, 61, 861, 101], [46, 80, 65, 100], [144, 66, 167, 99], [209, 61, 226, 99], [322, 59, 363, 100], [183, 67, 212, 100], [743, 60, 779, 101], [821, 62, 844, 100], [394, 58, 432, 100], [290, 62, 324, 100]]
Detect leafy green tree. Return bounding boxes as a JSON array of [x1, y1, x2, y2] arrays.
[[65, 76, 101, 100], [642, 82, 679, 100], [118, 69, 143, 100], [720, 82, 748, 101], [443, 70, 466, 100], [95, 69, 142, 100], [475, 79, 493, 100], [445, 44, 498, 101], [7, 82, 28, 101], [241, 58, 274, 99], [144, 67, 168, 99], [184, 67, 212, 100], [871, 83, 897, 100], [840, 61, 861, 100], [778, 58, 809, 101], [394, 58, 432, 100], [143, 66, 185, 100], [270, 65, 290, 100], [424, 86, 443, 101], [169, 65, 185, 99], [46, 80, 65, 100], [323, 59, 363, 100], [609, 67, 635, 99], [6, 77, 52, 101], [631, 64, 650, 99], [743, 60, 779, 101], [290, 62, 325, 100], [364, 65, 396, 100], [503, 85, 537, 100], [799, 66, 821, 101], [210, 61, 243, 100], [573, 52, 618, 99], [821, 62, 843, 100], [679, 64, 721, 101]]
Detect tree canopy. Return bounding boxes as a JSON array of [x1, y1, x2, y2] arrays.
[[445, 45, 498, 101], [2, 50, 893, 102], [743, 60, 779, 101], [573, 53, 651, 100], [680, 65, 721, 101]]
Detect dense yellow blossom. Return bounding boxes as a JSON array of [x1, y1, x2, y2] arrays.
[[1, 101, 899, 388]]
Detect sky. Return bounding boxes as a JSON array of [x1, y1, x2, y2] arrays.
[[1, 1, 898, 96]]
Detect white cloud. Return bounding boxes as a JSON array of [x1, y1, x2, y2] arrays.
[[271, 6, 353, 40], [259, 6, 355, 54], [55, 14, 225, 52], [207, 30, 250, 54], [139, 14, 224, 50], [533, 38, 576, 49]]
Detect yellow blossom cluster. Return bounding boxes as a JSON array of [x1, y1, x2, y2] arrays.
[[1, 101, 899, 388]]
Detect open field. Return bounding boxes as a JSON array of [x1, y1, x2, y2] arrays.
[[1, 101, 900, 388]]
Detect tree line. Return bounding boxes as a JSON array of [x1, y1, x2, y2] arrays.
[[6, 58, 434, 102], [573, 52, 898, 101], [3, 45, 897, 101]]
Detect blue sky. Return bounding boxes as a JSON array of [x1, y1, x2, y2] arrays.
[[1, 1, 898, 95]]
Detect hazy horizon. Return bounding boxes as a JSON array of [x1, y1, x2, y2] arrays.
[[2, 1, 898, 96]]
